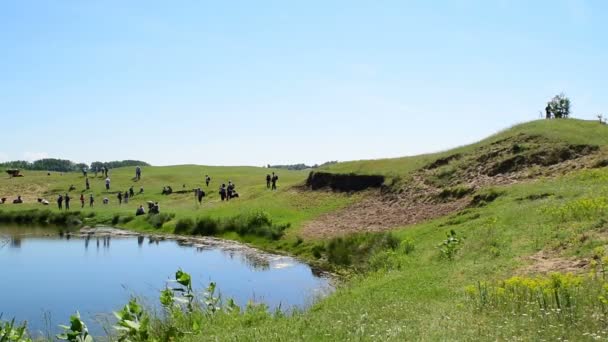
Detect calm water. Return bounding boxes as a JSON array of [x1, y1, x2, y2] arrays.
[[0, 226, 331, 335]]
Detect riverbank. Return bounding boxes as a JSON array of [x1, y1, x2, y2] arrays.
[[77, 225, 336, 280]]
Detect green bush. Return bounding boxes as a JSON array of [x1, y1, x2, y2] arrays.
[[121, 215, 134, 224], [401, 238, 415, 254], [186, 212, 288, 240], [174, 218, 195, 234], [192, 217, 220, 235], [326, 232, 400, 267], [111, 214, 120, 225], [146, 213, 175, 229]]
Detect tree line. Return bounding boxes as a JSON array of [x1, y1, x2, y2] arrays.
[[268, 161, 338, 171], [0, 158, 150, 172]]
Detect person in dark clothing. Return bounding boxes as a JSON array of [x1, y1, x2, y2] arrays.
[[105, 177, 111, 191], [80, 194, 85, 208], [57, 195, 63, 210], [205, 175, 211, 187], [135, 166, 141, 180], [64, 194, 70, 210], [129, 186, 135, 197], [266, 174, 271, 189], [136, 205, 146, 216], [197, 188, 205, 204], [219, 184, 227, 201], [89, 194, 94, 207], [117, 192, 123, 205], [227, 181, 234, 201], [149, 202, 160, 214], [85, 177, 90, 190], [124, 191, 129, 204], [271, 172, 279, 190]]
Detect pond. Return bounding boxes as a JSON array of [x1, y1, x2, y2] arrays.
[[0, 226, 332, 336]]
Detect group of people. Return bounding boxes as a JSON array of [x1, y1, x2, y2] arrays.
[[266, 172, 279, 190], [3, 167, 281, 219], [219, 181, 239, 201]]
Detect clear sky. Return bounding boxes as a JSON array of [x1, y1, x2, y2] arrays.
[[0, 1, 606, 166]]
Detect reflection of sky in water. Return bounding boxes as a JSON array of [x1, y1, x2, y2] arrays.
[[0, 227, 331, 336]]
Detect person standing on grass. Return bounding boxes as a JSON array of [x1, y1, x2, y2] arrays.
[[89, 194, 94, 207], [197, 188, 205, 204], [271, 172, 279, 191], [80, 194, 85, 208], [135, 166, 141, 180], [124, 190, 129, 204], [129, 186, 135, 198], [85, 177, 90, 190], [117, 192, 122, 205], [105, 177, 111, 191], [57, 194, 63, 210], [266, 174, 271, 189], [205, 175, 211, 187], [219, 184, 227, 201], [65, 193, 70, 210]]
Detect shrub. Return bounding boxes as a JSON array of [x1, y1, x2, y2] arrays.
[[438, 229, 463, 260], [188, 212, 288, 240], [401, 238, 415, 254], [192, 217, 220, 235], [174, 218, 195, 234], [120, 215, 134, 224], [326, 232, 400, 267], [311, 244, 325, 259], [146, 213, 175, 229]]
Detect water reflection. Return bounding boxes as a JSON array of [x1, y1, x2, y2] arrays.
[[0, 226, 332, 336], [10, 236, 21, 248]]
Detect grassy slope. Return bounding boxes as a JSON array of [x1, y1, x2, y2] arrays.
[[179, 120, 608, 341], [322, 119, 608, 177], [0, 165, 359, 238], [3, 119, 608, 340]]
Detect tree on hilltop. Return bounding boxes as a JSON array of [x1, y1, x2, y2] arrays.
[[545, 93, 571, 119]]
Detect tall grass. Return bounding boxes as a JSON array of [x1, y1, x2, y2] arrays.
[[174, 211, 289, 240]]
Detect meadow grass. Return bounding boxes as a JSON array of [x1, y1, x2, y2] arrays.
[[3, 119, 608, 340]]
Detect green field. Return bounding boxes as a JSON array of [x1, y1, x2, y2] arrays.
[[3, 119, 608, 341]]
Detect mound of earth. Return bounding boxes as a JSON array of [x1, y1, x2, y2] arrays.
[[302, 133, 606, 238]]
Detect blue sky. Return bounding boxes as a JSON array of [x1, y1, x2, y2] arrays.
[[0, 0, 606, 166]]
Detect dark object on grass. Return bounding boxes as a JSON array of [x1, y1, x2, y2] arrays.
[[306, 171, 385, 192], [13, 196, 23, 204], [6, 169, 23, 178], [0, 198, 6, 204]]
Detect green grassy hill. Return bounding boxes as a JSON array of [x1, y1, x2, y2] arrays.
[[2, 118, 608, 341], [321, 119, 608, 177]]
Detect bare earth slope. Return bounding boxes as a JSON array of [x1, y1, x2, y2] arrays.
[[303, 131, 608, 238]]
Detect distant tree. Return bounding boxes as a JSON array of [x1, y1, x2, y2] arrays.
[[90, 161, 105, 171], [75, 163, 89, 171], [598, 114, 606, 125], [545, 93, 571, 119], [31, 158, 76, 172]]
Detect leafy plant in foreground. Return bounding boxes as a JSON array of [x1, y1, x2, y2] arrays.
[[113, 298, 150, 342], [57, 312, 93, 342], [438, 229, 463, 260], [0, 317, 31, 342]]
